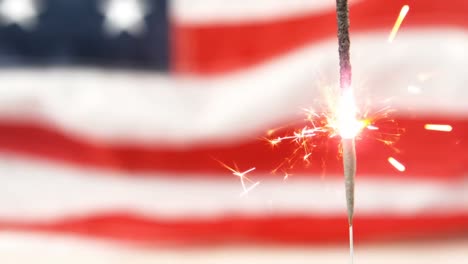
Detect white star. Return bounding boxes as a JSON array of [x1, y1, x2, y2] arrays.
[[100, 0, 150, 36], [0, 0, 41, 30]]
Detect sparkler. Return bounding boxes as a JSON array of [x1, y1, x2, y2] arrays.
[[220, 0, 414, 251], [335, 0, 357, 263], [265, 0, 363, 257]]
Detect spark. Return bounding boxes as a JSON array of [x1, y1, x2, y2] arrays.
[[216, 160, 260, 196], [269, 137, 282, 146], [388, 5, 410, 43], [267, 115, 332, 147], [240, 181, 260, 197], [388, 157, 406, 172], [266, 129, 275, 136], [424, 124, 453, 132], [267, 94, 399, 174]]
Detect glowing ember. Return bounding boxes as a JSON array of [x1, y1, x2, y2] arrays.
[[388, 5, 410, 43], [388, 157, 406, 172], [424, 124, 453, 132]]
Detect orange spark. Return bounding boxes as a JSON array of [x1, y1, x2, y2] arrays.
[[266, 87, 402, 175], [216, 160, 260, 196], [388, 157, 406, 172], [269, 137, 282, 146], [424, 124, 453, 132], [388, 5, 410, 43]]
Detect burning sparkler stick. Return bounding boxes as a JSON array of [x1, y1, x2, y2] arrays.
[[336, 0, 352, 90], [335, 0, 356, 263]]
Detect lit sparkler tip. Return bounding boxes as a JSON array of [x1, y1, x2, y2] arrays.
[[424, 124, 453, 132], [336, 89, 363, 139], [388, 157, 406, 172], [388, 5, 410, 43]]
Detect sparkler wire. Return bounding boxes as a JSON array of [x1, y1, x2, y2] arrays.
[[342, 138, 356, 225]]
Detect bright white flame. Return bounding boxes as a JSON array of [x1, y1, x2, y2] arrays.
[[424, 124, 453, 132], [388, 157, 406, 172], [336, 89, 362, 139]]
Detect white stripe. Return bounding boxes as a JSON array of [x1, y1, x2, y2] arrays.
[[0, 154, 466, 222], [171, 0, 363, 24], [0, 29, 467, 146], [0, 232, 467, 264]]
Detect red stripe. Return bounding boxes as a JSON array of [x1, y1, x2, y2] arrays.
[[2, 213, 467, 245], [172, 0, 468, 74], [0, 116, 466, 179]]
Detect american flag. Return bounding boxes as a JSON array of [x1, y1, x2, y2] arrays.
[[0, 0, 467, 263]]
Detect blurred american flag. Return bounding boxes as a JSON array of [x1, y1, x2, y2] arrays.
[[0, 0, 467, 262]]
